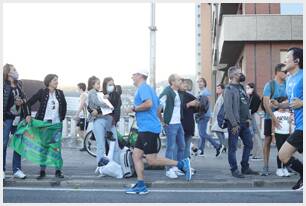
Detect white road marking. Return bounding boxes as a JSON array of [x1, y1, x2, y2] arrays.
[[3, 187, 302, 193]]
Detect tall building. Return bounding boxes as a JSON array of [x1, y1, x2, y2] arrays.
[[199, 3, 303, 101]]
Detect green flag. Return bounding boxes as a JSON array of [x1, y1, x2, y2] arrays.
[[10, 119, 63, 169]]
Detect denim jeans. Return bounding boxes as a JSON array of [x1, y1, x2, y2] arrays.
[[250, 113, 263, 158], [165, 123, 185, 169], [93, 116, 112, 164], [197, 116, 220, 152], [227, 122, 253, 172], [107, 125, 121, 163], [3, 119, 22, 173], [215, 131, 226, 148]]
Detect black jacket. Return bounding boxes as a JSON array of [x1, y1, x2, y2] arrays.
[[249, 93, 261, 115], [108, 91, 122, 125], [180, 91, 197, 136], [3, 80, 29, 121], [26, 88, 67, 121]]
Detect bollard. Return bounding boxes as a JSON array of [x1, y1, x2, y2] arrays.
[[70, 118, 77, 138]]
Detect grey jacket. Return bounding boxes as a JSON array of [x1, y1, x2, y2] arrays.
[[87, 89, 113, 122], [223, 83, 251, 128]]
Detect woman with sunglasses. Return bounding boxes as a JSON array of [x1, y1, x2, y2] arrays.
[[26, 74, 67, 179]]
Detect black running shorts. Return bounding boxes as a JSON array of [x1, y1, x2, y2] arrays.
[[135, 132, 159, 155], [286, 130, 303, 153]]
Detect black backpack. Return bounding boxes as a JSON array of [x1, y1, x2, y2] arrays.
[[260, 80, 275, 112]]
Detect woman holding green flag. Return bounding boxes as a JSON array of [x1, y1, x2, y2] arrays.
[[26, 74, 67, 179]]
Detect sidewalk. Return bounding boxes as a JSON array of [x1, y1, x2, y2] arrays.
[[4, 137, 302, 189]]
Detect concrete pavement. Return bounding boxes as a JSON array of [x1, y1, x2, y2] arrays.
[[3, 137, 302, 189]]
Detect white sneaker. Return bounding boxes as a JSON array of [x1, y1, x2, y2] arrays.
[[13, 169, 26, 179], [282, 168, 291, 177], [276, 168, 284, 177], [198, 150, 205, 157], [172, 166, 184, 176], [191, 167, 196, 176], [166, 168, 178, 179], [95, 167, 100, 175]]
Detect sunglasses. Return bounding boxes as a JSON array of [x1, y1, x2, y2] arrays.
[[51, 100, 55, 110]]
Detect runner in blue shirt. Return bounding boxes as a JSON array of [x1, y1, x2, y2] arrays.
[[125, 69, 192, 195], [276, 47, 303, 191]]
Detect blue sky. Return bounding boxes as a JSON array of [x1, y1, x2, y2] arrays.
[[281, 3, 303, 15]]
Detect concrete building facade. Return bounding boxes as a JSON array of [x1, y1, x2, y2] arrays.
[[199, 3, 303, 101]]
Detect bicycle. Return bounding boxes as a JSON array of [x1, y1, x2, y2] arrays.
[[83, 114, 162, 157]]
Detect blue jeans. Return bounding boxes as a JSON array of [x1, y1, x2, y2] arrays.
[[93, 116, 112, 165], [197, 116, 220, 152], [227, 122, 253, 172], [165, 124, 185, 169], [3, 119, 22, 173], [215, 131, 226, 148]]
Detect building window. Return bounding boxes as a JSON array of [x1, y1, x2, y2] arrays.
[[280, 50, 287, 63]]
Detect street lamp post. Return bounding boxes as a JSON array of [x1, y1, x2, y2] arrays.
[[149, 0, 157, 90]]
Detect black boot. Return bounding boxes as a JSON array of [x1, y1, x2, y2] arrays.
[[55, 170, 64, 178], [37, 170, 46, 180]]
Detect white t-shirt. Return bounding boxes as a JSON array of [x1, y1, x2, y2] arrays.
[[274, 110, 291, 135], [44, 92, 60, 123], [169, 90, 181, 124]]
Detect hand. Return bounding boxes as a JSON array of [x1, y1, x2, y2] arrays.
[[231, 125, 240, 135], [290, 98, 303, 109], [91, 109, 98, 116], [25, 115, 31, 124], [127, 106, 136, 114], [270, 99, 279, 108], [247, 119, 252, 127], [161, 121, 168, 127], [272, 116, 282, 129], [187, 100, 199, 108]]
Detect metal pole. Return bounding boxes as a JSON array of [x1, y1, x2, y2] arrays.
[[149, 0, 157, 89]]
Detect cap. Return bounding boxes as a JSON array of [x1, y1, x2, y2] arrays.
[[132, 69, 149, 77]]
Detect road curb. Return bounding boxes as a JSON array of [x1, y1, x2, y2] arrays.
[[4, 177, 297, 189]]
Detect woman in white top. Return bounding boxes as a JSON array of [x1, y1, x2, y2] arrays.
[[26, 74, 67, 179]]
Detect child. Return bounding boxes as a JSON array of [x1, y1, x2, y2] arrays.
[[272, 96, 293, 177]]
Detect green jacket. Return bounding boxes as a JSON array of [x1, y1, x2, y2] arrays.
[[159, 86, 184, 125]]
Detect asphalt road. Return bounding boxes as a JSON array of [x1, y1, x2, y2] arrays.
[[4, 187, 303, 203]]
